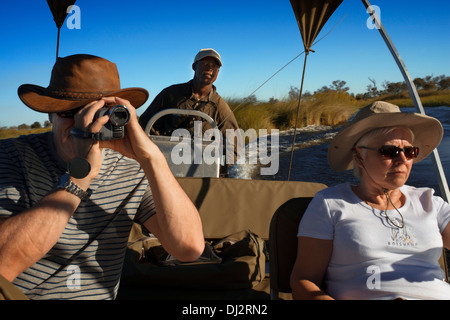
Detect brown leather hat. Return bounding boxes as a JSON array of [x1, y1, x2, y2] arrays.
[[18, 54, 149, 113]]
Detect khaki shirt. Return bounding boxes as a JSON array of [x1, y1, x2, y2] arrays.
[[139, 80, 239, 137]]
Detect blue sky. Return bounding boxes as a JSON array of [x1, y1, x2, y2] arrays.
[[0, 0, 449, 127]]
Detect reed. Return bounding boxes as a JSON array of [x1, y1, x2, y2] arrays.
[[229, 90, 450, 133], [376, 91, 450, 108], [229, 91, 361, 132], [232, 103, 276, 132]]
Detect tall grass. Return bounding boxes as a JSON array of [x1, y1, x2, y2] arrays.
[[230, 91, 361, 133], [229, 90, 450, 133], [0, 127, 51, 140], [375, 90, 450, 108]]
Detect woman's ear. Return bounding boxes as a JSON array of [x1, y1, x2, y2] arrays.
[[353, 151, 364, 168]]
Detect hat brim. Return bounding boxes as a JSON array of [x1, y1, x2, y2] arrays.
[[18, 84, 149, 113], [328, 112, 443, 172]]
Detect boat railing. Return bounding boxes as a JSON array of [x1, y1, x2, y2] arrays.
[[144, 109, 221, 178]]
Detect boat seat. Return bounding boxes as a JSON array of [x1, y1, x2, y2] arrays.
[[144, 109, 221, 178], [175, 177, 327, 240], [0, 274, 28, 300], [268, 197, 314, 300], [269, 198, 449, 300], [118, 177, 327, 300]]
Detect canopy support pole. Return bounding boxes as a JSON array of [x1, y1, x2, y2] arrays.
[[56, 27, 61, 60], [287, 51, 310, 181], [362, 0, 449, 203], [362, 0, 449, 282]]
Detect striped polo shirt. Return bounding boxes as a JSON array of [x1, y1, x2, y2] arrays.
[[0, 132, 155, 299]]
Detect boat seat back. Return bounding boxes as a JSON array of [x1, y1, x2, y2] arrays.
[[120, 178, 326, 299], [0, 274, 28, 300], [268, 197, 314, 299], [176, 177, 327, 240], [268, 197, 449, 300]]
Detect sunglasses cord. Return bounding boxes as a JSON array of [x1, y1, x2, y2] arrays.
[[382, 188, 405, 229], [359, 160, 405, 229]]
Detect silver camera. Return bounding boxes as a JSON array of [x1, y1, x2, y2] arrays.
[[95, 105, 130, 140]]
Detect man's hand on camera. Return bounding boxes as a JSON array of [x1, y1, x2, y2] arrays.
[[99, 97, 161, 165]]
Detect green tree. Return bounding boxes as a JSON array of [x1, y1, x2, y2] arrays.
[[365, 77, 379, 98], [31, 121, 42, 129], [288, 86, 300, 100], [18, 123, 30, 130], [330, 80, 349, 93]]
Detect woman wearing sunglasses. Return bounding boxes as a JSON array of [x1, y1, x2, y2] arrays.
[[290, 101, 450, 300]]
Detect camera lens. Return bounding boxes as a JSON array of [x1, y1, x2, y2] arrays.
[[109, 105, 130, 126]]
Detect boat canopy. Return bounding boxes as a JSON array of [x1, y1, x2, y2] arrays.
[[46, 0, 77, 28], [289, 0, 343, 52], [46, 0, 77, 58]]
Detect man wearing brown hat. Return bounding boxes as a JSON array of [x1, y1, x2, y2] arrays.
[[0, 54, 204, 299], [138, 48, 240, 165]]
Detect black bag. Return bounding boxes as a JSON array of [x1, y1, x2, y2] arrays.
[[121, 230, 266, 289]]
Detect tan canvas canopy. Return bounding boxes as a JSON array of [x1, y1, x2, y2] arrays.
[[46, 0, 77, 28], [46, 0, 77, 58], [290, 0, 343, 52]]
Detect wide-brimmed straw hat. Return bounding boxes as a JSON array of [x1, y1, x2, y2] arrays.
[[328, 101, 443, 172], [18, 54, 149, 113]]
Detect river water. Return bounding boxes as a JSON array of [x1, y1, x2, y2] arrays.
[[230, 106, 450, 198]]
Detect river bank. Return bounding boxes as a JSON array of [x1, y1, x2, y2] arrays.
[[1, 91, 448, 141], [229, 90, 450, 133]]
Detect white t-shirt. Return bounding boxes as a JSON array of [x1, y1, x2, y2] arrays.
[[298, 182, 450, 300]]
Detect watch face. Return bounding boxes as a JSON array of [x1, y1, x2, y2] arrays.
[[68, 157, 91, 179]]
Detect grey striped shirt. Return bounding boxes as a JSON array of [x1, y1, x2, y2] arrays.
[[0, 132, 155, 299]]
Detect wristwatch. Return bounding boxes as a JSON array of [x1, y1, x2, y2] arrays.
[[57, 173, 92, 200]]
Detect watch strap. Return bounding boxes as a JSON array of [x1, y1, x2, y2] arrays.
[[57, 174, 92, 200]]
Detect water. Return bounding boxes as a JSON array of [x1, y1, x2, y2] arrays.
[[230, 106, 450, 198]]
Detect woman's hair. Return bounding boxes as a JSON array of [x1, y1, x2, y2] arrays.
[[352, 126, 415, 179]]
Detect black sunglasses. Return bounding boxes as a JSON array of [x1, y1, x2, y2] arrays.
[[357, 145, 420, 160], [57, 107, 82, 119]]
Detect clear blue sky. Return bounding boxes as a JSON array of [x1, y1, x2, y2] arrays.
[[0, 0, 449, 127]]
